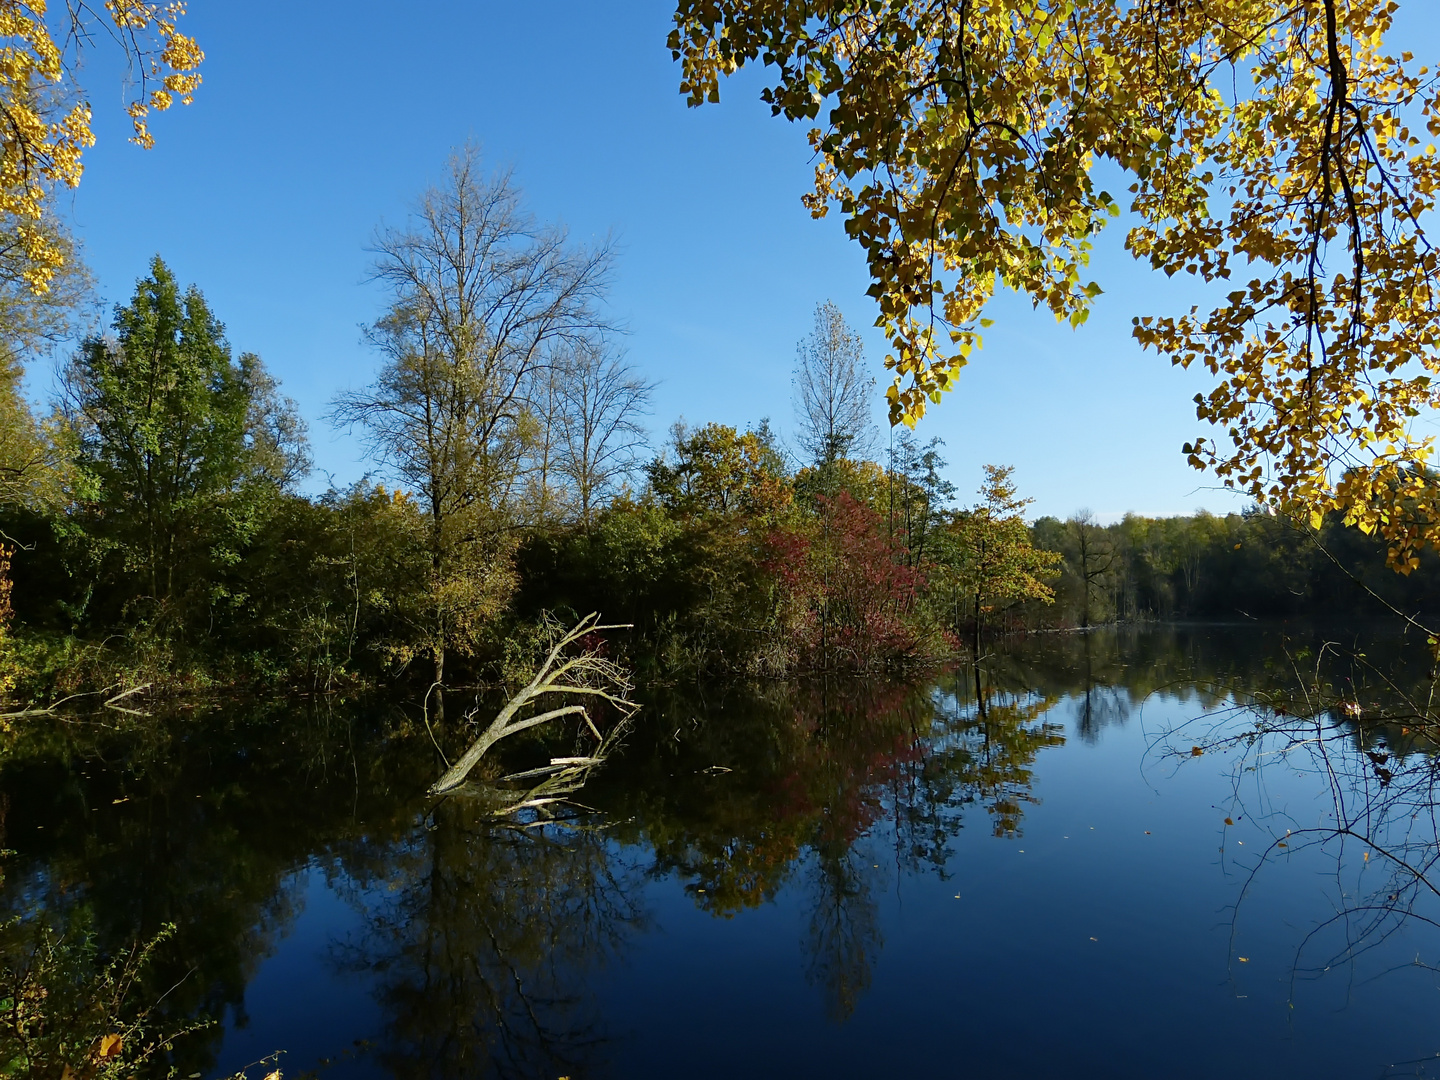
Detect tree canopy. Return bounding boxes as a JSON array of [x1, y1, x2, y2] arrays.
[[670, 0, 1440, 569], [63, 256, 304, 622]]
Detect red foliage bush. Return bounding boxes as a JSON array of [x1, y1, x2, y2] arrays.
[[764, 491, 924, 671]]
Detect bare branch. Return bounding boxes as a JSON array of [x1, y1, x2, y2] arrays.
[[427, 613, 639, 802]]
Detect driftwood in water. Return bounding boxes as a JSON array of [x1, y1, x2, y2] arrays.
[[428, 613, 639, 802], [466, 734, 632, 820], [0, 683, 150, 721]]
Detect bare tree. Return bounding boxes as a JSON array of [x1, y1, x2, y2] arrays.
[[520, 359, 570, 525], [331, 144, 614, 686], [551, 340, 653, 530], [793, 301, 875, 467]]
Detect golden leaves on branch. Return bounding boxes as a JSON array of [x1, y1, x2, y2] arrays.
[[671, 0, 1133, 423], [672, 0, 1440, 566], [0, 0, 202, 290], [108, 0, 204, 148]]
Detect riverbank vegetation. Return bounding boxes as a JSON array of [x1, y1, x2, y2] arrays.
[[0, 149, 1433, 707]]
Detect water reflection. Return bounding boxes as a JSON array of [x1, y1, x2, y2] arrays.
[[1148, 633, 1440, 1020], [803, 843, 882, 1023], [927, 671, 1065, 839], [0, 702, 426, 1076], [2, 623, 1440, 1076], [332, 806, 645, 1080]]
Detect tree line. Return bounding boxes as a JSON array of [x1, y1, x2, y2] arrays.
[[1033, 507, 1440, 630], [0, 146, 1427, 700]]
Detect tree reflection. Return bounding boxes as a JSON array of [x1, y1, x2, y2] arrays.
[[1156, 633, 1440, 1024], [597, 669, 1066, 1019], [332, 801, 645, 1080], [0, 700, 427, 1077], [926, 668, 1065, 839], [4, 621, 1391, 1065], [0, 699, 650, 1079], [1071, 634, 1131, 742], [802, 843, 882, 1022]]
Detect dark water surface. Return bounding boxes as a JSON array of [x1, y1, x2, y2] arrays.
[[6, 624, 1440, 1079]]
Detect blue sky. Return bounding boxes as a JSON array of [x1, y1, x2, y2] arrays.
[[46, 0, 1277, 520]]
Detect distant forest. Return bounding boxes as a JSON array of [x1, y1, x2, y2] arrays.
[[1031, 510, 1440, 626]]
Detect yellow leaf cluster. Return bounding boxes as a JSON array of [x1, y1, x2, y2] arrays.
[[0, 0, 201, 289], [671, 0, 1440, 567]]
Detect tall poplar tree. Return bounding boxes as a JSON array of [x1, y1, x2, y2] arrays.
[[332, 145, 614, 686]]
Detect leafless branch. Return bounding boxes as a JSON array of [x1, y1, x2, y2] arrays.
[[428, 613, 638, 800]]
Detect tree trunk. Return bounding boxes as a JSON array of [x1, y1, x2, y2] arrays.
[[433, 649, 446, 724]]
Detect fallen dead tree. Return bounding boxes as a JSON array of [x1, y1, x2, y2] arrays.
[[0, 683, 151, 722], [427, 613, 639, 810]]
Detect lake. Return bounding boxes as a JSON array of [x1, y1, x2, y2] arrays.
[[5, 622, 1440, 1079]]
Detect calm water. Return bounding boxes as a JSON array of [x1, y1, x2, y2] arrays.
[[6, 624, 1440, 1079]]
